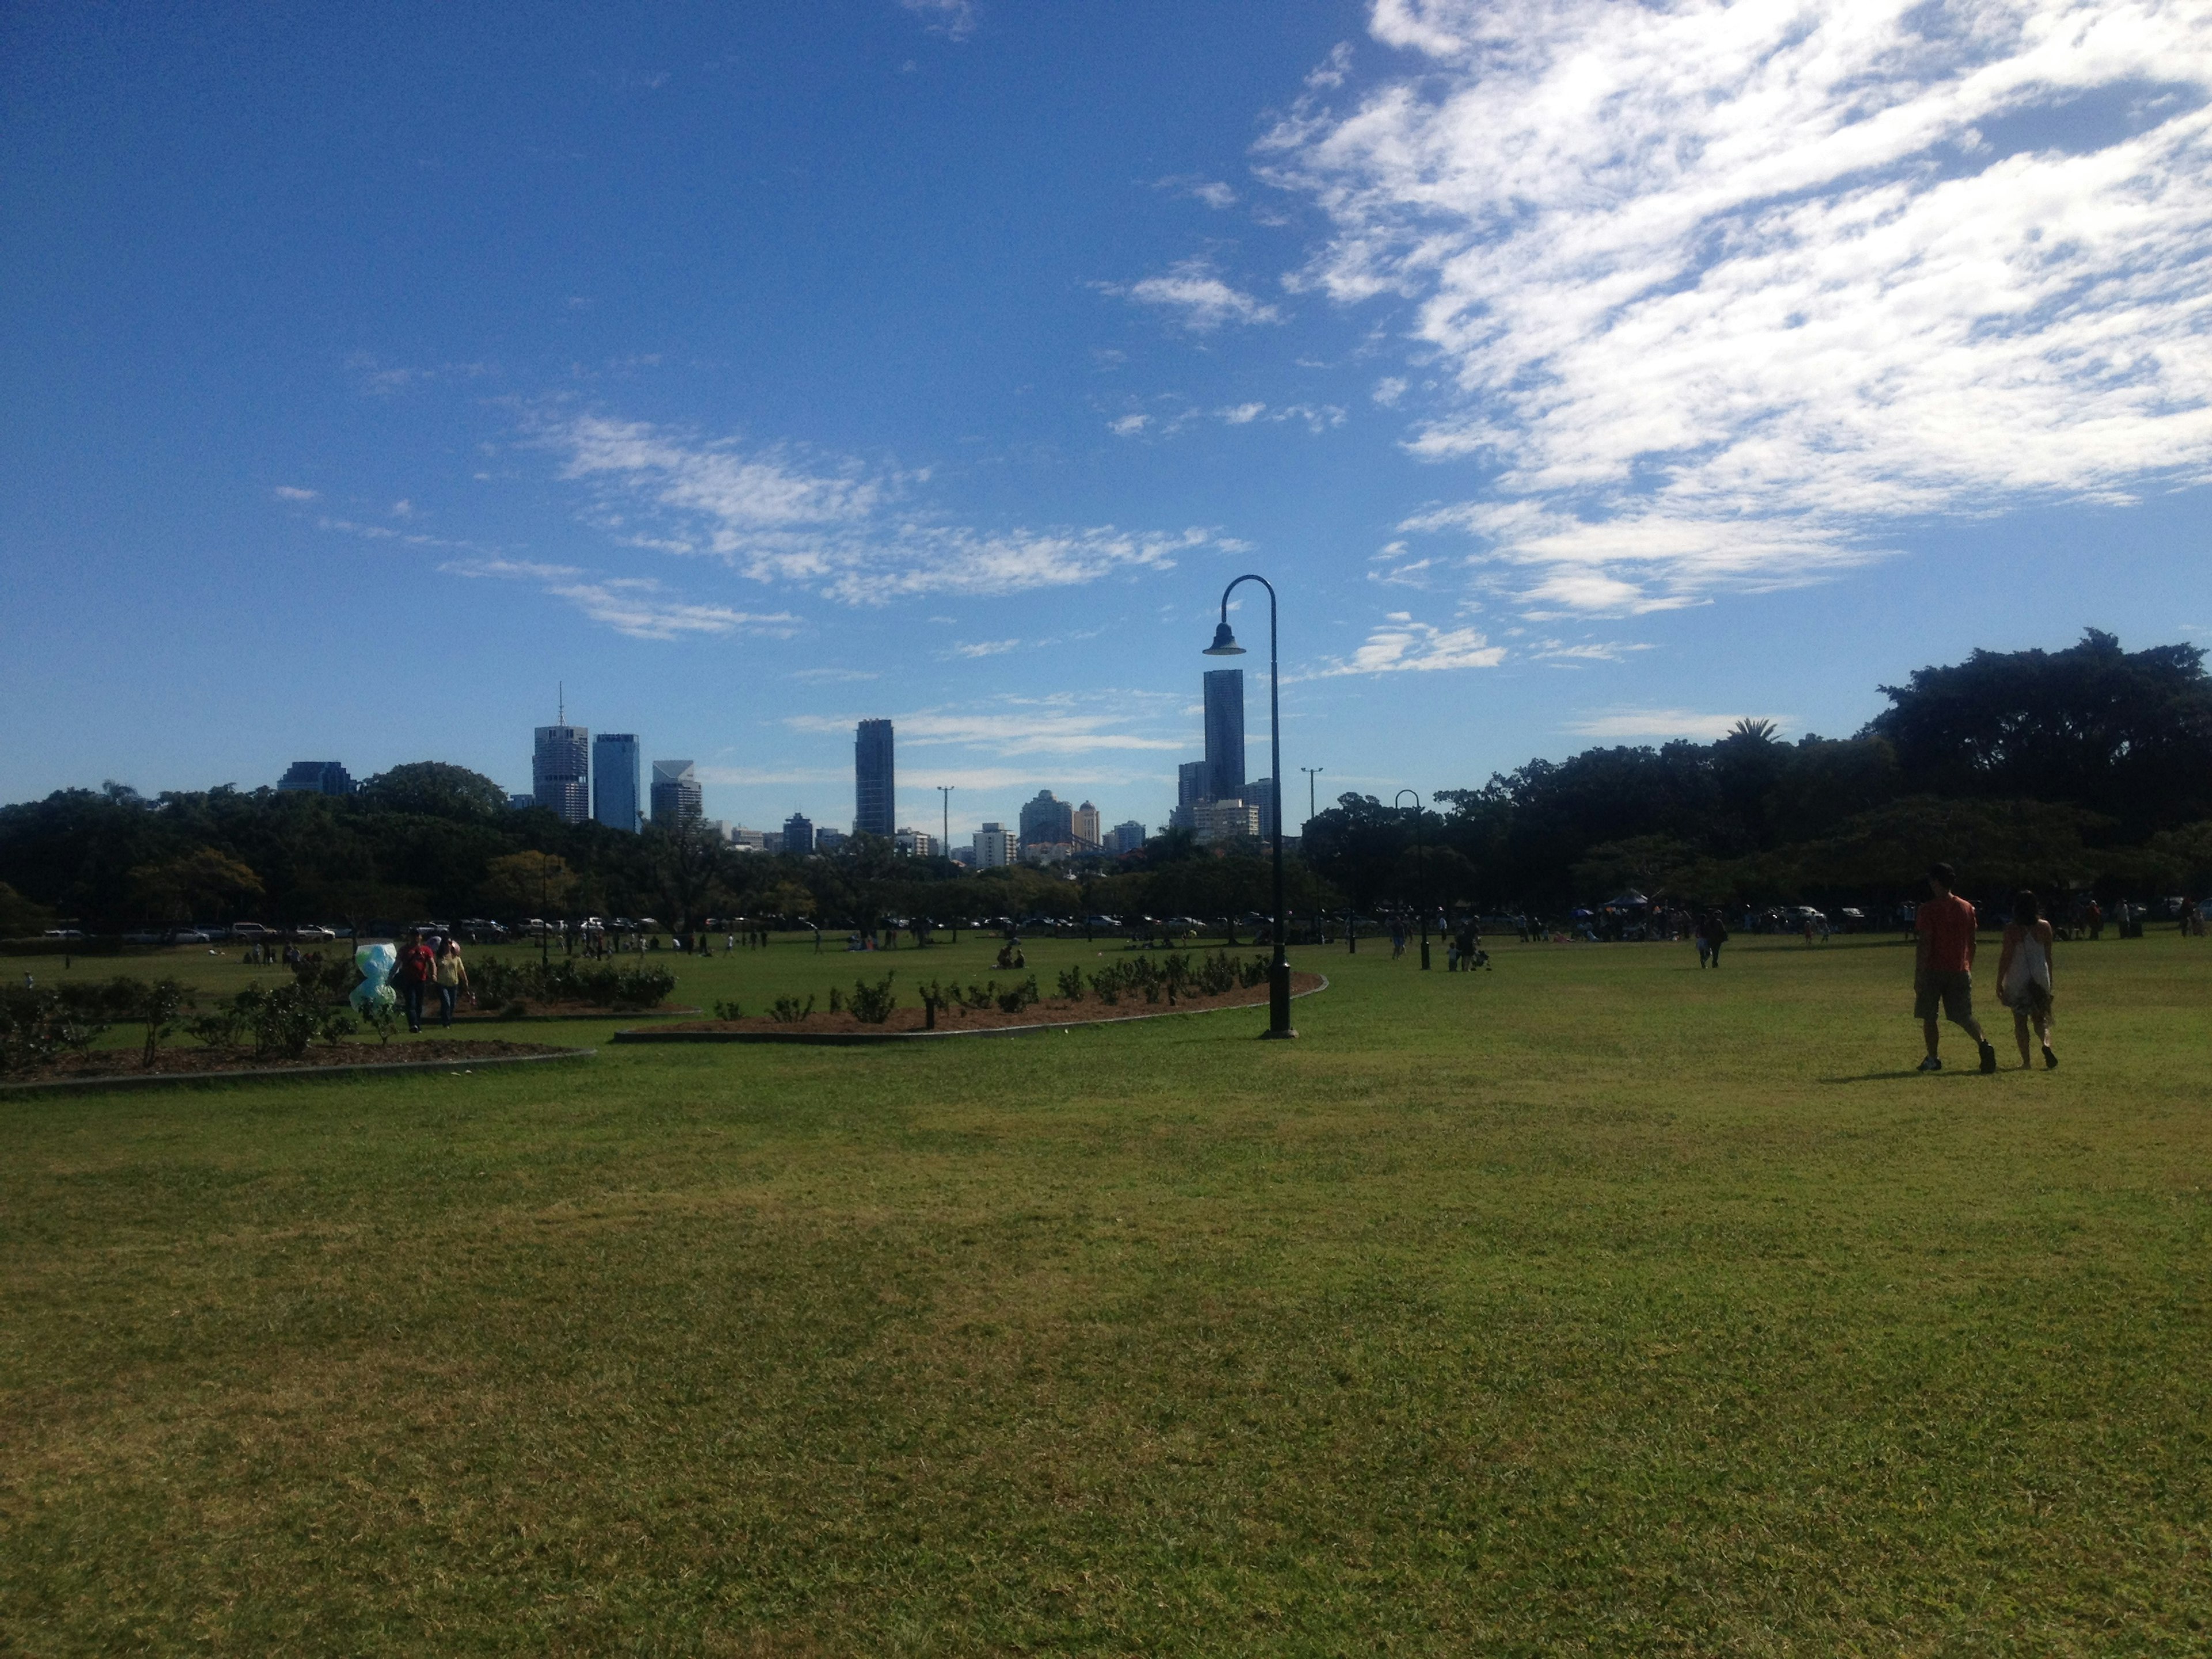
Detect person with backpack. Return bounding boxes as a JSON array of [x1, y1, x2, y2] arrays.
[[392, 931, 436, 1035], [1997, 890, 2058, 1070]]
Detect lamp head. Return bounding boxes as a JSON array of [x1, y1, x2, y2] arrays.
[[1203, 621, 1245, 656]]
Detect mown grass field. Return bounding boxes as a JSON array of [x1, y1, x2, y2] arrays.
[[4, 929, 2209, 1654]]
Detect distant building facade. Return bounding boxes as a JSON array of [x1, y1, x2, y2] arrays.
[[533, 724, 590, 824], [1105, 820, 1148, 855], [1203, 668, 1246, 804], [276, 760, 354, 796], [592, 734, 642, 831], [854, 719, 896, 839], [895, 828, 937, 858], [1019, 790, 1073, 847], [1177, 761, 1211, 809], [728, 827, 769, 852], [782, 813, 815, 855], [1245, 774, 1278, 840], [973, 821, 1016, 869], [507, 793, 536, 812], [1071, 800, 1101, 850], [1190, 798, 1260, 844], [650, 759, 702, 825], [814, 827, 849, 853]]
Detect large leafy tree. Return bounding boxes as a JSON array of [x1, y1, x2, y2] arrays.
[[358, 762, 509, 820], [1869, 630, 2212, 834]]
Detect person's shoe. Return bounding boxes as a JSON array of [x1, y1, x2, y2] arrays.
[[1917, 1055, 1942, 1072], [1979, 1041, 1999, 1074], [2043, 1045, 2058, 1070]]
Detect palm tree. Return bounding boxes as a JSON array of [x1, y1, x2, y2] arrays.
[[1726, 717, 1780, 745]]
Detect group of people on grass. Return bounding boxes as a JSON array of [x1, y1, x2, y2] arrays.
[[1914, 861, 2056, 1074], [388, 930, 468, 1035]]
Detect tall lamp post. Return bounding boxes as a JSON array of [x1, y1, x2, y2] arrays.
[[1205, 575, 1296, 1039], [1396, 788, 1430, 970]]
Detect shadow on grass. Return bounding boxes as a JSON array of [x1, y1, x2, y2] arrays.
[[1819, 1068, 1960, 1084]]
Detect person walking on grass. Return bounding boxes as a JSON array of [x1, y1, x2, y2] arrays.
[[392, 930, 435, 1035], [1996, 889, 2058, 1070], [1916, 862, 1999, 1074], [433, 935, 469, 1029]]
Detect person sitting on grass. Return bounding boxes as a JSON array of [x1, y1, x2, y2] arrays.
[[1915, 862, 1999, 1074], [1996, 889, 2058, 1070]]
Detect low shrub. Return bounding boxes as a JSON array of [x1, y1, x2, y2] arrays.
[[1055, 966, 1086, 1001], [768, 994, 816, 1023], [849, 974, 897, 1024], [995, 976, 1040, 1016]]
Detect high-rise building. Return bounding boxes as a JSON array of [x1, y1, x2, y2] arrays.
[[276, 760, 354, 796], [1177, 761, 1211, 808], [1203, 668, 1246, 804], [533, 722, 590, 824], [815, 827, 849, 853], [1191, 798, 1260, 844], [782, 813, 815, 855], [593, 734, 641, 831], [1246, 775, 1278, 840], [854, 718, 895, 839], [1019, 789, 1073, 847], [650, 760, 702, 825], [974, 821, 1016, 869], [1071, 800, 1101, 849], [507, 793, 536, 812], [895, 828, 937, 858], [1106, 820, 1147, 855]]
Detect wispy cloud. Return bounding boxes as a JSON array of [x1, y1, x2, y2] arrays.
[[1566, 707, 1789, 741], [787, 695, 1185, 757], [441, 557, 797, 641], [945, 638, 1022, 658], [546, 412, 1228, 603], [271, 485, 318, 502], [791, 667, 881, 683], [1156, 175, 1239, 210], [1264, 0, 2212, 613], [1101, 259, 1284, 331], [898, 0, 977, 40], [1310, 612, 1506, 676]]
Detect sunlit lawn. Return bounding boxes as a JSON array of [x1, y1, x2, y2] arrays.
[[4, 929, 2209, 1654]]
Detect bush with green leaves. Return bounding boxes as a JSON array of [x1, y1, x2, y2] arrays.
[[768, 994, 816, 1023], [994, 976, 1040, 1016], [470, 957, 677, 1010], [1055, 966, 1086, 1001], [712, 998, 745, 1021], [849, 974, 897, 1024], [0, 986, 109, 1073]]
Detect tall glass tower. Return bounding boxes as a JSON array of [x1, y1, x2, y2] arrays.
[[854, 718, 895, 839], [533, 722, 590, 824], [650, 759, 702, 824], [1202, 668, 1246, 803], [592, 733, 641, 831]]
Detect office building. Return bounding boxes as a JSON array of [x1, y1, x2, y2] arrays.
[[650, 759, 702, 825], [974, 821, 1016, 869], [854, 718, 896, 839], [895, 828, 937, 858], [533, 722, 590, 824], [507, 793, 536, 812], [728, 827, 768, 852], [1246, 775, 1278, 840], [761, 831, 785, 854], [592, 734, 641, 831], [815, 826, 849, 853], [1071, 801, 1101, 850], [1019, 789, 1073, 847], [782, 813, 814, 855], [1203, 668, 1246, 804], [1105, 820, 1147, 855], [1191, 798, 1260, 844], [1177, 761, 1211, 809], [276, 760, 354, 796]]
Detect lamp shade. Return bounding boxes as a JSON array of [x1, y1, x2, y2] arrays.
[[1203, 621, 1244, 656]]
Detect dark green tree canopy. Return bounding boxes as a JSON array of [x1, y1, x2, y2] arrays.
[[358, 763, 509, 820]]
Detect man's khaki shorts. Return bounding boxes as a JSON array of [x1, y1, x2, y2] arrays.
[[1915, 969, 1974, 1024]]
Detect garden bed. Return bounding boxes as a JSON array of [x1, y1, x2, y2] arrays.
[[446, 1002, 699, 1022], [618, 972, 1327, 1043], [1, 1039, 589, 1091]]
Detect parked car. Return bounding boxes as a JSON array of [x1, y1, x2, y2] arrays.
[[291, 924, 338, 941], [41, 927, 88, 941], [166, 929, 213, 945]]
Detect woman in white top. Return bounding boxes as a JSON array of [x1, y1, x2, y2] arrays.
[[1996, 889, 2057, 1070]]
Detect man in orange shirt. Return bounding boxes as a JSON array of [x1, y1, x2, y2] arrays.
[[1915, 862, 1998, 1073]]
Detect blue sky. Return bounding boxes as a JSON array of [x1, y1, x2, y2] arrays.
[[4, 0, 2209, 840]]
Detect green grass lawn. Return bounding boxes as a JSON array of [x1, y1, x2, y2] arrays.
[[4, 931, 2209, 1654]]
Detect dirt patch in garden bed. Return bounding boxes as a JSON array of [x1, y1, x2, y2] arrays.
[[5, 1039, 582, 1086], [625, 971, 1327, 1041]]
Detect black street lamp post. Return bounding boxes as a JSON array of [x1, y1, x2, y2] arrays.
[[1205, 575, 1296, 1039], [1396, 789, 1430, 970]]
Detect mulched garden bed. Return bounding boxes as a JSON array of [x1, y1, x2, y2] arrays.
[[1, 1039, 588, 1090], [617, 971, 1328, 1043], [445, 1002, 699, 1022]]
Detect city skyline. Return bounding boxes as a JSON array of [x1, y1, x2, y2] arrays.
[[7, 4, 2206, 834]]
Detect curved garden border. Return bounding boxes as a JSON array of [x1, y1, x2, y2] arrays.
[[611, 975, 1330, 1046], [0, 1047, 596, 1096]]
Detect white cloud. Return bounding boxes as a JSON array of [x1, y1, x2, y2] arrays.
[[1566, 707, 1790, 741], [787, 697, 1185, 756], [440, 556, 796, 641], [1370, 377, 1407, 407], [1265, 0, 2212, 613], [1109, 413, 1151, 435], [546, 412, 1225, 603], [898, 0, 976, 40], [1219, 402, 1267, 425], [1312, 614, 1506, 676], [946, 638, 1022, 658], [271, 485, 318, 501], [1106, 259, 1285, 330], [1156, 175, 1240, 210]]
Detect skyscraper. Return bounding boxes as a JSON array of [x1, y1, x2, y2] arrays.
[[1071, 800, 1101, 849], [854, 718, 895, 839], [782, 812, 815, 855], [974, 821, 1015, 868], [1019, 789, 1073, 847], [1246, 774, 1278, 840], [1203, 668, 1246, 804], [1177, 761, 1211, 808], [533, 722, 590, 824], [650, 759, 702, 824], [276, 760, 354, 796], [593, 734, 641, 831]]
